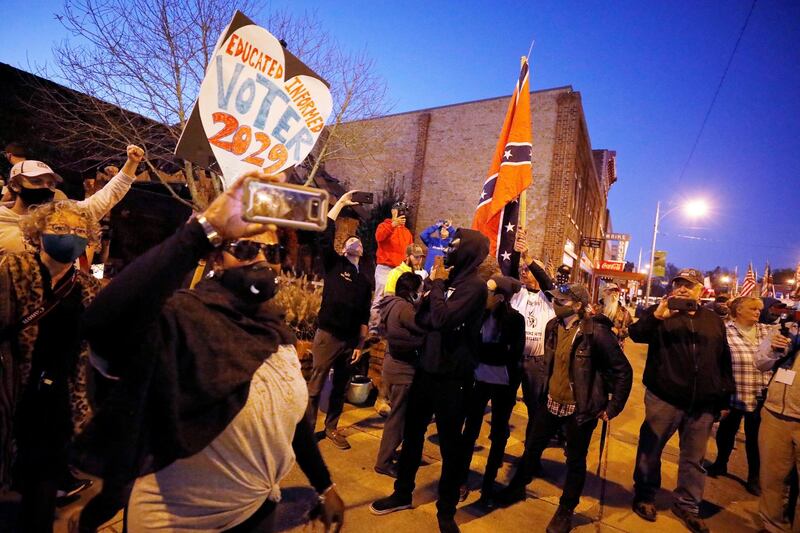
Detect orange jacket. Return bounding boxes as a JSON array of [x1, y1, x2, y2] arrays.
[[375, 219, 413, 267]]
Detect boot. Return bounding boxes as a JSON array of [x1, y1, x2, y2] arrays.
[[546, 506, 574, 533]]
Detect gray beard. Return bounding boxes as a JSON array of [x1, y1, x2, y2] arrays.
[[603, 298, 619, 319]]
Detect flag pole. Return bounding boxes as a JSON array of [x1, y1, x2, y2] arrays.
[[519, 55, 528, 231]]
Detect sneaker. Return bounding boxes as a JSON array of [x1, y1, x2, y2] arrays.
[[671, 504, 710, 533], [705, 461, 727, 478], [437, 516, 460, 533], [546, 506, 574, 533], [458, 484, 469, 502], [493, 483, 526, 507], [325, 429, 351, 450], [632, 500, 657, 522], [375, 397, 392, 417], [374, 464, 399, 479], [369, 492, 412, 515], [56, 476, 93, 499]]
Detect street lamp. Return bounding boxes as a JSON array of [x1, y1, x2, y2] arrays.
[[721, 275, 731, 284], [644, 199, 709, 304]]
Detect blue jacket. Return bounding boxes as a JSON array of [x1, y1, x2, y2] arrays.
[[420, 223, 454, 273]]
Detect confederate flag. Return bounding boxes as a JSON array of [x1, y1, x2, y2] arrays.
[[472, 58, 533, 276]]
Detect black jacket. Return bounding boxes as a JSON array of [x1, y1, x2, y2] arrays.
[[542, 314, 633, 424], [477, 303, 526, 384], [378, 295, 425, 364], [316, 220, 372, 341], [416, 229, 489, 378], [77, 221, 332, 492], [629, 305, 734, 412]]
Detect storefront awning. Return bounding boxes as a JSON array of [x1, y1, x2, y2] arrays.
[[594, 269, 646, 282]]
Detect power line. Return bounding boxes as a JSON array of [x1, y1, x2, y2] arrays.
[[676, 0, 758, 185]]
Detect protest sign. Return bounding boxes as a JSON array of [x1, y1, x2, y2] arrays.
[[176, 12, 332, 187]]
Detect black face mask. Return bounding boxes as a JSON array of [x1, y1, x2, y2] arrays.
[[18, 186, 55, 205], [444, 238, 461, 268], [219, 261, 277, 305]]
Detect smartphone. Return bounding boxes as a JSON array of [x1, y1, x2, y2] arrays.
[[351, 191, 374, 205], [433, 256, 444, 269], [667, 298, 698, 312], [242, 178, 329, 232]]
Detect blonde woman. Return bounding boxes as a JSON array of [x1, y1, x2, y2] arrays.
[[707, 296, 772, 495], [0, 200, 101, 531]]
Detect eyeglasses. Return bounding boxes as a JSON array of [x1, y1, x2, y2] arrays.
[[46, 223, 89, 238], [225, 240, 273, 261], [672, 280, 697, 290]]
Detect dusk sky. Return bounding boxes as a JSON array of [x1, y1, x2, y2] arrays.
[[1, 0, 798, 274]]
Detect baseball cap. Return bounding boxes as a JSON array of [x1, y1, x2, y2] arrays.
[[671, 268, 703, 286], [604, 283, 620, 291], [10, 160, 62, 185], [547, 283, 590, 306], [406, 243, 424, 257]]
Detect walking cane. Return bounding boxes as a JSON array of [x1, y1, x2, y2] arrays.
[[595, 418, 610, 531]]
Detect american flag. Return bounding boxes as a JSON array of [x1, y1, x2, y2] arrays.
[[760, 262, 775, 297], [472, 58, 533, 276], [740, 263, 756, 296]]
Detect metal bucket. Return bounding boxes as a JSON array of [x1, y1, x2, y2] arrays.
[[346, 375, 373, 405]]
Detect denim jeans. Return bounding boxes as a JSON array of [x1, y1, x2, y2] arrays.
[[368, 264, 392, 334], [759, 408, 800, 533], [520, 355, 549, 444], [633, 389, 715, 515]]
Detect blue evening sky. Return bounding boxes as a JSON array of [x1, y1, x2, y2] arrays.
[[1, 0, 798, 273]]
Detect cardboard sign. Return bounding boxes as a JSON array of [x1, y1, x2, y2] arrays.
[[176, 12, 332, 187]]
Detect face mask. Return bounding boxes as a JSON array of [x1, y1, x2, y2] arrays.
[[220, 261, 277, 304], [344, 239, 363, 257], [444, 238, 461, 267], [553, 301, 577, 320], [19, 186, 55, 205], [42, 233, 88, 264]]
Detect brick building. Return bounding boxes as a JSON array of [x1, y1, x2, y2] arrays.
[[324, 85, 618, 282]]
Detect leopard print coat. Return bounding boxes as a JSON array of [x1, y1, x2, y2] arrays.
[[0, 252, 100, 487]]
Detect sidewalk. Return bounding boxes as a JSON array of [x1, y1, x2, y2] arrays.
[[40, 339, 760, 532]]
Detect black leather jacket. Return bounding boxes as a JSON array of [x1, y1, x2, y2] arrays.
[[542, 314, 633, 424]]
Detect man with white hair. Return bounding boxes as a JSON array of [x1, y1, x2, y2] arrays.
[[600, 283, 632, 347]]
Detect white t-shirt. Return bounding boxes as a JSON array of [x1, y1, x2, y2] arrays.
[[127, 345, 308, 532], [511, 287, 555, 357]]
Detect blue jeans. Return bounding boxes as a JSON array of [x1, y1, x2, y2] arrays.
[[368, 264, 392, 334], [633, 389, 715, 515]]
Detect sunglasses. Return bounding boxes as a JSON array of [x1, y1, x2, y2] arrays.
[[225, 240, 273, 261]]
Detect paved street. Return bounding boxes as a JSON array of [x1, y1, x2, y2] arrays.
[[39, 336, 761, 532]]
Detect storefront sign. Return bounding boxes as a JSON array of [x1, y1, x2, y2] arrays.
[[597, 260, 626, 271], [605, 232, 631, 241]]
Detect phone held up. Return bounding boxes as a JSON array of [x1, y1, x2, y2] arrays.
[[667, 298, 698, 312], [242, 178, 329, 232], [350, 191, 374, 205]]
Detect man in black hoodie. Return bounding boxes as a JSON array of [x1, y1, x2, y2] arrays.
[[629, 268, 734, 533], [370, 229, 489, 533]]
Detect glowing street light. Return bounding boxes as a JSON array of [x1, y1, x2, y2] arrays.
[[645, 198, 711, 303], [721, 275, 731, 284]]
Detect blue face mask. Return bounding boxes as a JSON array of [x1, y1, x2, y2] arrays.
[[42, 233, 88, 264]]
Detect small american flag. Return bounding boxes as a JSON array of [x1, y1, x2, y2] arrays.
[[740, 263, 756, 296], [760, 263, 775, 298]]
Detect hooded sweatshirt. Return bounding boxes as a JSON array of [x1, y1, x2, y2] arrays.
[[378, 294, 426, 364], [375, 219, 413, 267], [0, 170, 135, 253], [416, 228, 489, 378]]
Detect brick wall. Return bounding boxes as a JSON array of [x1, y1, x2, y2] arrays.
[[324, 86, 615, 275]]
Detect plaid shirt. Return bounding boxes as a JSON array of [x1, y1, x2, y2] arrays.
[[726, 321, 773, 411], [547, 394, 577, 417]]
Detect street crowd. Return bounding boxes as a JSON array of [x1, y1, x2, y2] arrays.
[[0, 146, 798, 533]]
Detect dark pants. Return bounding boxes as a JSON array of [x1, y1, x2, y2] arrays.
[[633, 390, 714, 515], [376, 354, 415, 471], [394, 370, 471, 519], [460, 380, 517, 493], [306, 329, 355, 432], [714, 403, 762, 480], [508, 404, 598, 510], [225, 499, 277, 532], [15, 381, 72, 533], [520, 355, 549, 444]]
